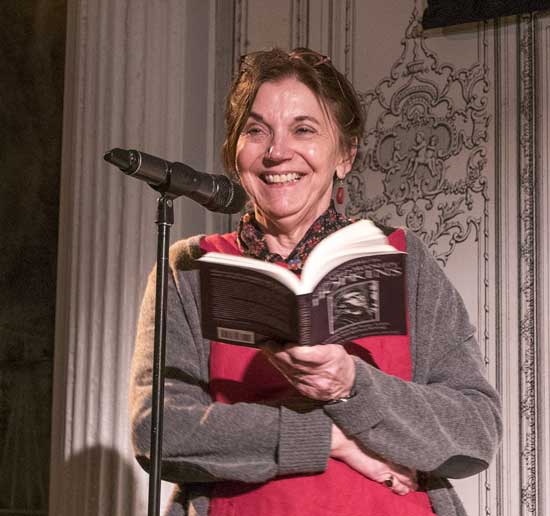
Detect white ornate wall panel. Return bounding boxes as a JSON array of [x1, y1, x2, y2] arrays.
[[234, 1, 550, 515]]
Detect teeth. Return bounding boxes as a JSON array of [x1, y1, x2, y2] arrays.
[[263, 173, 301, 184]]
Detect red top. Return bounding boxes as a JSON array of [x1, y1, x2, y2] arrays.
[[200, 229, 435, 516]]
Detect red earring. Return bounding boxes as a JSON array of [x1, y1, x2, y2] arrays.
[[335, 176, 345, 205]]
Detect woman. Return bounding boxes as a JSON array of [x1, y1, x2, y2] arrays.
[[130, 48, 501, 516]]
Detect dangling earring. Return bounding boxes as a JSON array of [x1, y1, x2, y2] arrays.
[[335, 176, 345, 205]]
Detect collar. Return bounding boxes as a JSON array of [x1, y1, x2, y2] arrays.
[[236, 203, 353, 273]]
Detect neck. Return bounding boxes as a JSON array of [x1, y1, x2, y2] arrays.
[[254, 204, 332, 258], [262, 229, 304, 258]]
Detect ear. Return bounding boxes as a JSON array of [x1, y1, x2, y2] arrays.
[[335, 139, 358, 179]]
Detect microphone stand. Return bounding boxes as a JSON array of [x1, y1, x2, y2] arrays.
[[103, 147, 246, 516], [147, 193, 174, 516]]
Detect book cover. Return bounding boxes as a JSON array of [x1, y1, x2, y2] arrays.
[[198, 221, 407, 347]]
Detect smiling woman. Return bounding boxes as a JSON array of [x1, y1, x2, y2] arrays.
[[235, 77, 355, 256], [129, 48, 502, 516]]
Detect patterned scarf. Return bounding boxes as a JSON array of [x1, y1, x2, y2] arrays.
[[236, 203, 353, 273]]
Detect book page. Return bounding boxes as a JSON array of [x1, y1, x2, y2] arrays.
[[198, 252, 301, 293], [301, 220, 402, 292]]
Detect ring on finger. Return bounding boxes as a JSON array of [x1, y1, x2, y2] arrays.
[[383, 475, 394, 488]]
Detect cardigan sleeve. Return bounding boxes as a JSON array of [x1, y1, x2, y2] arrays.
[[323, 230, 502, 479], [129, 239, 332, 485]]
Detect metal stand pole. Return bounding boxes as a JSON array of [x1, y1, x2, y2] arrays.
[[147, 194, 174, 516]]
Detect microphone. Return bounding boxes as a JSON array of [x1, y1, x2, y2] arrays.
[[103, 148, 247, 214]]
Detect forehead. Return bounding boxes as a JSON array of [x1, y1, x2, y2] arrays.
[[251, 77, 329, 121]]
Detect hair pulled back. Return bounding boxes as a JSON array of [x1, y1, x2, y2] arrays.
[[223, 47, 365, 175]]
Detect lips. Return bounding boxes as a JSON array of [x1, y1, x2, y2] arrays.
[[261, 172, 303, 184]]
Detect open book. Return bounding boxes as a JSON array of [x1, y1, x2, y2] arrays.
[[197, 220, 407, 347]]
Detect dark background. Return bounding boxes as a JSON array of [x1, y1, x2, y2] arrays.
[[423, 0, 550, 28], [0, 1, 66, 514]]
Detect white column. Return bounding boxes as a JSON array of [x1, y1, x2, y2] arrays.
[[50, 1, 227, 514]]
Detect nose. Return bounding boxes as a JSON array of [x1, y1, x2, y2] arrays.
[[265, 134, 293, 163]]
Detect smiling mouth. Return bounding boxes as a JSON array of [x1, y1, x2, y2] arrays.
[[261, 172, 303, 184]]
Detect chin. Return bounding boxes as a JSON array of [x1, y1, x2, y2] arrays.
[[259, 202, 321, 226]]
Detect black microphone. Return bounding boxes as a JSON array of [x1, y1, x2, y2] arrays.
[[103, 148, 247, 214]]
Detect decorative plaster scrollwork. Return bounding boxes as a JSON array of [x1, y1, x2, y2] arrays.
[[347, 9, 489, 265]]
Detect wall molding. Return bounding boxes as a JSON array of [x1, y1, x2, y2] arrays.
[[536, 15, 550, 516], [517, 14, 539, 516], [291, 0, 310, 49]]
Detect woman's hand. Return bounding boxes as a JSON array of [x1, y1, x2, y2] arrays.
[[262, 342, 355, 401], [331, 425, 417, 495]]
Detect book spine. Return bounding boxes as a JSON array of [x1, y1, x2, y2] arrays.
[[297, 295, 312, 345]]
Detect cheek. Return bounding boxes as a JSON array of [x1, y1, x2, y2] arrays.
[[234, 151, 258, 198], [235, 140, 247, 171], [302, 140, 338, 169], [236, 140, 264, 174], [302, 143, 321, 160]]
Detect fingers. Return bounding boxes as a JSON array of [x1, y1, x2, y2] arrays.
[[384, 476, 410, 496], [261, 342, 356, 400], [329, 430, 418, 496], [382, 468, 418, 495], [264, 342, 343, 366]]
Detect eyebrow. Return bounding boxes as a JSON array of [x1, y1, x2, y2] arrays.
[[248, 112, 322, 125]]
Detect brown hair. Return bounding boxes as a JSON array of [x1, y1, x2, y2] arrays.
[[222, 47, 365, 175]]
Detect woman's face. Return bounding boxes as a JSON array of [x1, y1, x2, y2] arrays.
[[235, 77, 354, 232]]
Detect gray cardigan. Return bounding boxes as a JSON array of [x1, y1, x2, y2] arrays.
[[129, 229, 502, 516]]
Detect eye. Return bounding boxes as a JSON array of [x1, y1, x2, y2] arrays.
[[295, 125, 316, 136], [242, 124, 267, 138]]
